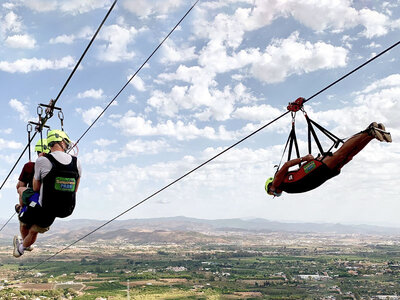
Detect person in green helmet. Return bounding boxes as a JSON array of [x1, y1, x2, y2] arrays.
[[265, 122, 392, 197], [13, 130, 82, 258], [16, 139, 49, 191]]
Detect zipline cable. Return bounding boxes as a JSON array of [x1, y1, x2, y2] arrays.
[[0, 0, 117, 231], [70, 0, 200, 152], [0, 212, 16, 233], [28, 110, 290, 271]]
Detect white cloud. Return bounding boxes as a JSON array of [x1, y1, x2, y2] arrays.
[[233, 104, 284, 122], [124, 139, 171, 154], [358, 74, 400, 94], [2, 3, 16, 10], [97, 24, 138, 62], [77, 88, 104, 99], [76, 106, 104, 125], [114, 110, 237, 141], [5, 34, 36, 48], [59, 0, 113, 15], [1, 11, 22, 34], [160, 40, 197, 64], [0, 138, 23, 150], [129, 75, 146, 92], [21, 0, 58, 12], [358, 8, 390, 38], [250, 32, 348, 83], [17, 0, 111, 14], [121, 0, 183, 18], [93, 138, 117, 147], [49, 34, 75, 44], [148, 80, 254, 121], [9, 98, 30, 122], [0, 128, 13, 134], [0, 56, 75, 73]]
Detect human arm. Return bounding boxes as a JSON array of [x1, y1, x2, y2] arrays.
[[16, 180, 27, 190], [75, 178, 80, 193], [271, 154, 314, 192], [33, 178, 41, 192]]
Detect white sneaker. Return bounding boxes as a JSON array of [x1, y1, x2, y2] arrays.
[[368, 122, 384, 142], [13, 236, 23, 258], [25, 245, 34, 252], [378, 123, 392, 143]]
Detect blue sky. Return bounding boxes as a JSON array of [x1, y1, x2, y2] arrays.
[[0, 0, 399, 227]]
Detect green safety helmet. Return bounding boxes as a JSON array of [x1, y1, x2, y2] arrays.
[[264, 177, 274, 195], [47, 129, 71, 148], [34, 139, 50, 154]]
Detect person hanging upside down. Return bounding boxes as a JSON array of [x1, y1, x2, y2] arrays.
[[265, 122, 392, 197], [13, 130, 82, 258]]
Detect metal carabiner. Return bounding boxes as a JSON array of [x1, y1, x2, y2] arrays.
[[37, 105, 43, 117], [26, 123, 33, 133]]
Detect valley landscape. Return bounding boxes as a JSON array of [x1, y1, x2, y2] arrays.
[[0, 217, 400, 299]]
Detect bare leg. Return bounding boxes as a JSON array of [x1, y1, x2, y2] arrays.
[[22, 229, 38, 248], [17, 187, 27, 207], [323, 132, 373, 170], [20, 223, 29, 240]]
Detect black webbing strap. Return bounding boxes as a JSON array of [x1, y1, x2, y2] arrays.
[[305, 114, 344, 157]]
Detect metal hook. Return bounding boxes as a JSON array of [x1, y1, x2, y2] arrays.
[[37, 106, 43, 117]]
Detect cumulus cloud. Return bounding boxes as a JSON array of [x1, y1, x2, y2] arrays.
[[124, 139, 172, 154], [121, 0, 183, 18], [250, 32, 348, 83], [19, 0, 58, 12], [49, 27, 93, 44], [0, 56, 75, 73], [77, 88, 104, 99], [93, 138, 117, 147], [114, 110, 237, 141], [129, 75, 146, 92], [97, 24, 138, 62], [59, 0, 113, 15], [160, 40, 197, 64], [358, 8, 390, 38], [76, 106, 104, 125], [49, 34, 75, 45], [5, 34, 36, 48], [1, 11, 22, 34], [16, 0, 111, 14], [9, 98, 30, 121], [0, 138, 23, 150]]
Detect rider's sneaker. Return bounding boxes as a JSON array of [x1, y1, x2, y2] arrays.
[[13, 236, 23, 258], [378, 123, 392, 143], [367, 122, 384, 142], [25, 245, 34, 252]]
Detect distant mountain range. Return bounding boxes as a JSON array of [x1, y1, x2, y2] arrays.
[[1, 216, 399, 245]]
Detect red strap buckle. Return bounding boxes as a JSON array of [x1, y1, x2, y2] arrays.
[[287, 97, 305, 112]]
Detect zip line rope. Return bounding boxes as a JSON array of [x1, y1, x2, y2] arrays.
[[27, 37, 400, 270]]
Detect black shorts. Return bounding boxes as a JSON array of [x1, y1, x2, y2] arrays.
[[18, 192, 56, 229]]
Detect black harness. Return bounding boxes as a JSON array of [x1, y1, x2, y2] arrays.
[[41, 153, 79, 218]]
